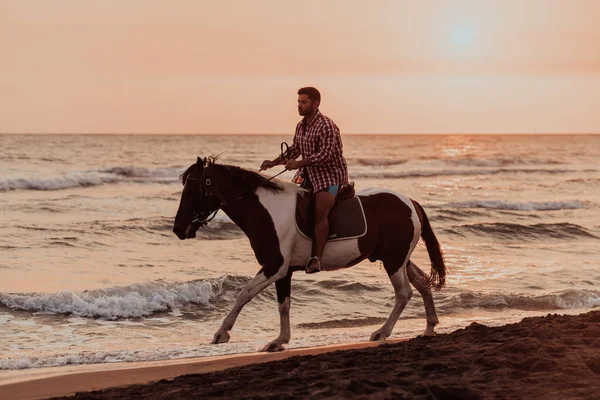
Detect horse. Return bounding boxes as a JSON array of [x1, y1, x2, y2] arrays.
[[173, 156, 447, 352]]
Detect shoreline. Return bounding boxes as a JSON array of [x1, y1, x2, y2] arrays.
[[2, 310, 600, 399], [0, 339, 407, 400]]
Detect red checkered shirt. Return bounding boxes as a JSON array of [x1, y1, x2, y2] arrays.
[[284, 110, 348, 192]]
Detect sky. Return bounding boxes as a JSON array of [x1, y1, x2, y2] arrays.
[[1, 0, 599, 134]]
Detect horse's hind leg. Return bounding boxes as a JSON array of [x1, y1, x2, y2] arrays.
[[370, 258, 413, 341], [262, 270, 293, 352], [407, 260, 439, 336]]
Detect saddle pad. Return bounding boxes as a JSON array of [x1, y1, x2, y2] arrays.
[[295, 193, 367, 241]]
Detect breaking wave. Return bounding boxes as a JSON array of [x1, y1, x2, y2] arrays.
[[442, 289, 600, 312], [0, 166, 182, 191], [0, 275, 253, 320], [351, 158, 408, 167], [351, 167, 594, 180], [443, 200, 586, 211], [445, 222, 597, 240]]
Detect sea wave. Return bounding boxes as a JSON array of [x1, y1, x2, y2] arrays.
[[351, 158, 408, 167], [443, 200, 586, 211], [100, 166, 179, 178], [298, 316, 387, 329], [0, 166, 181, 191], [3, 163, 595, 191], [350, 167, 588, 180], [0, 275, 253, 320], [445, 222, 597, 240], [443, 289, 600, 312], [440, 157, 565, 167], [0, 174, 122, 191], [0, 345, 250, 370], [100, 214, 243, 240]]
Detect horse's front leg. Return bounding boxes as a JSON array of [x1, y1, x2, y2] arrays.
[[262, 270, 294, 352], [211, 266, 289, 344]]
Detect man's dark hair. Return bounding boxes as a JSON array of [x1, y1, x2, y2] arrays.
[[298, 87, 321, 103]]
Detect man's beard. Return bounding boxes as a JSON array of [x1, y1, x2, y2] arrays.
[[298, 107, 312, 116]]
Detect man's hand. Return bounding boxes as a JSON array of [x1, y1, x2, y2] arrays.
[[285, 159, 306, 170], [260, 160, 277, 171]]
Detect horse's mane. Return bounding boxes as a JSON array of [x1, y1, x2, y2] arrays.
[[180, 156, 296, 194], [179, 164, 197, 186]]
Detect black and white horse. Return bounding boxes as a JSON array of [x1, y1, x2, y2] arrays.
[[173, 157, 447, 352]]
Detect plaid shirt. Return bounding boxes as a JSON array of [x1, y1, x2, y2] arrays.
[[284, 110, 348, 192]]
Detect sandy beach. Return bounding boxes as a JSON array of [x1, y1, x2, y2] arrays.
[[1, 310, 598, 399]]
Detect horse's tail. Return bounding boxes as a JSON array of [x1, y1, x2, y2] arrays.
[[413, 201, 446, 291]]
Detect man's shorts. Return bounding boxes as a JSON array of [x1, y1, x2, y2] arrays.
[[327, 185, 339, 198], [317, 185, 339, 198]]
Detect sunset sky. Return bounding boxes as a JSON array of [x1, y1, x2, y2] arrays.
[[1, 0, 599, 134]]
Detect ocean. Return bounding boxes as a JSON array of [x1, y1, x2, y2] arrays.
[[1, 133, 599, 371]]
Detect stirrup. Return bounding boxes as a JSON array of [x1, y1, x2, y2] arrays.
[[305, 256, 321, 274]]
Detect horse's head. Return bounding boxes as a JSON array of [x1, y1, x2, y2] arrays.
[[173, 157, 221, 240], [174, 156, 286, 240]]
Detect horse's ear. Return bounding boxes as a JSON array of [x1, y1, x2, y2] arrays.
[[196, 157, 204, 170]]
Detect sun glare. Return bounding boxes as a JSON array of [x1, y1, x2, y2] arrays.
[[450, 24, 476, 49]]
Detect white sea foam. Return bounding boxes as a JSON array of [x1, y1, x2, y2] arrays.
[[444, 200, 585, 211], [100, 166, 180, 178], [0, 166, 181, 191], [350, 167, 580, 180], [441, 158, 564, 167], [0, 347, 236, 370], [447, 289, 600, 311], [352, 157, 408, 167], [0, 173, 121, 191], [0, 277, 246, 319], [0, 330, 384, 370]]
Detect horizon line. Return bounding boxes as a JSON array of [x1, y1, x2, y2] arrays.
[[2, 132, 599, 136]]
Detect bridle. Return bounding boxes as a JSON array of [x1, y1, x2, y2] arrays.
[[185, 175, 220, 227], [186, 141, 292, 227], [185, 167, 254, 227]]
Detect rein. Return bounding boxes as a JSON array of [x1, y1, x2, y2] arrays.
[[187, 141, 292, 227], [262, 141, 292, 181], [265, 169, 287, 181]]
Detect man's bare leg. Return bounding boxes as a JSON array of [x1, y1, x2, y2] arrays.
[[306, 191, 335, 273]]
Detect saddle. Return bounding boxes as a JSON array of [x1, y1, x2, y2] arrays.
[[295, 182, 367, 241]]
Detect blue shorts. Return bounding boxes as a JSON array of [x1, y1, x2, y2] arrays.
[[326, 185, 339, 198]]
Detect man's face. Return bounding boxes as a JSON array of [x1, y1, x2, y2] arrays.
[[298, 94, 318, 116]]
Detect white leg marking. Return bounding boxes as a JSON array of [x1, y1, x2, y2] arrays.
[[408, 261, 439, 336], [212, 267, 289, 344], [262, 297, 291, 352], [370, 267, 413, 341]]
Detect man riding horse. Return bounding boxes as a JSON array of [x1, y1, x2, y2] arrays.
[[261, 87, 348, 274]]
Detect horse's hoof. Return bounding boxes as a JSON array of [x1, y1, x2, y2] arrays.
[[262, 341, 286, 352], [421, 330, 437, 337], [211, 331, 230, 344], [369, 331, 387, 342]]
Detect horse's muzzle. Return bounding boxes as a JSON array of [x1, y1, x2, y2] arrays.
[[173, 225, 187, 240], [174, 220, 203, 240]]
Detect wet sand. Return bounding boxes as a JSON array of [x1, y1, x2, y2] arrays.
[[5, 310, 600, 399]]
